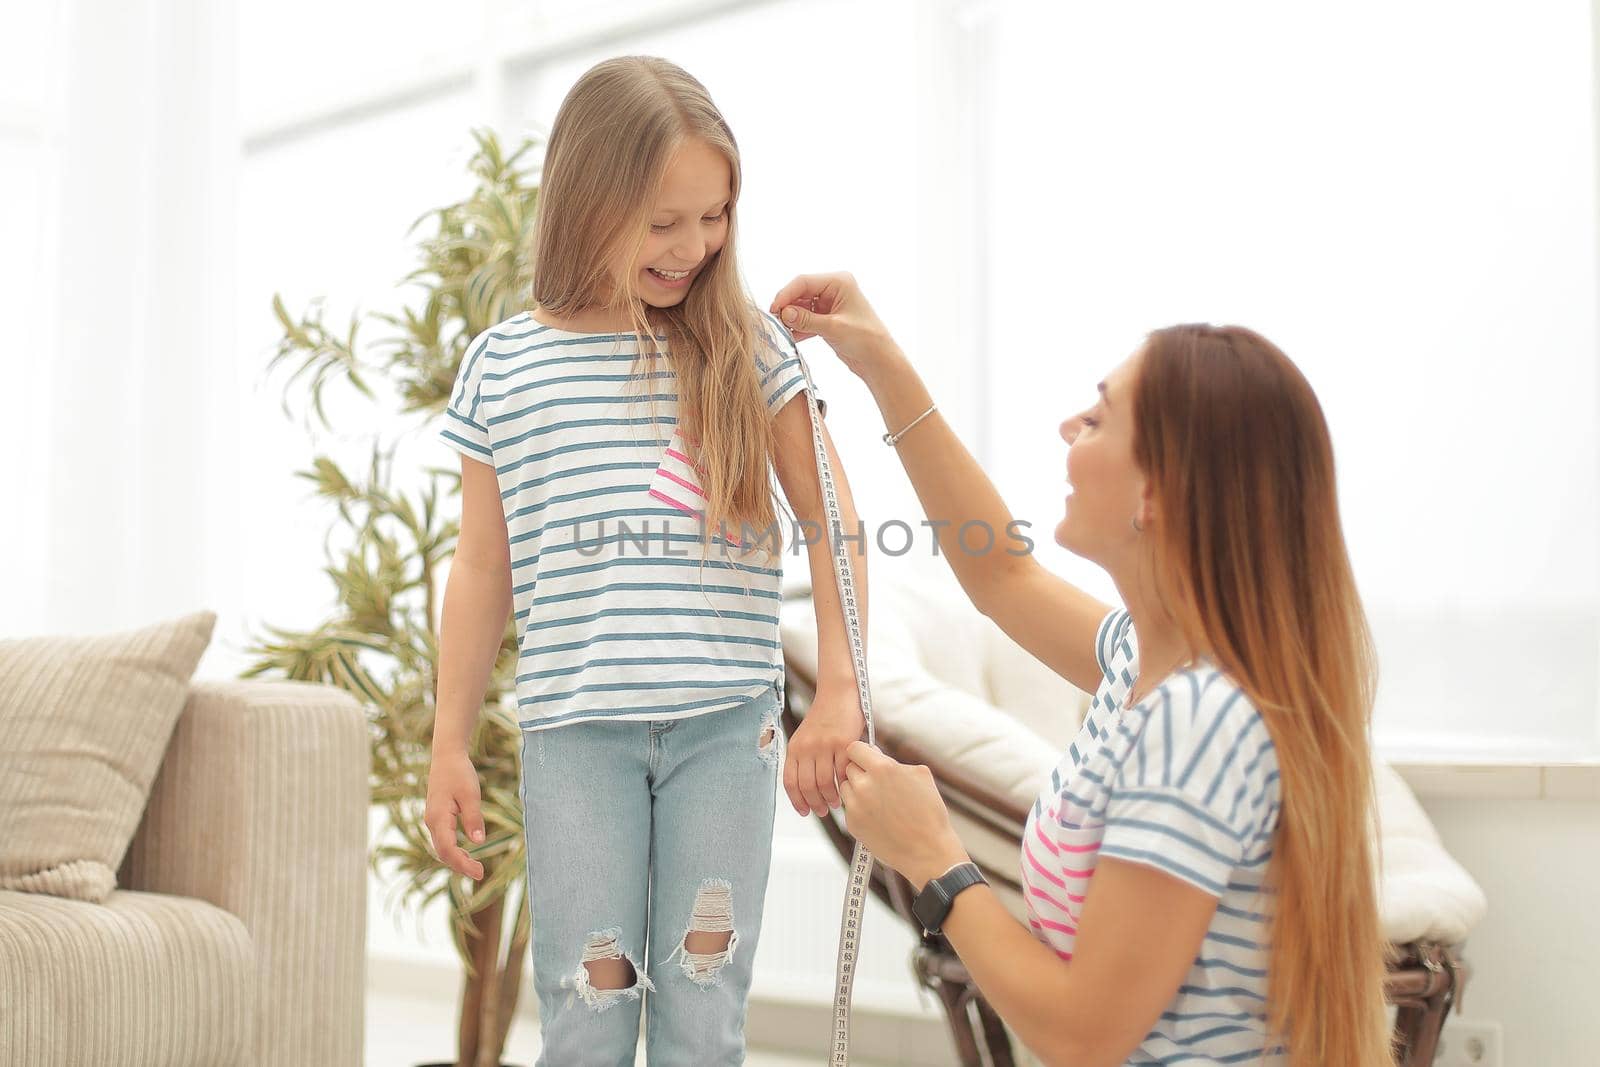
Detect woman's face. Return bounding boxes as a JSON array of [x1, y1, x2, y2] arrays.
[[1055, 349, 1151, 564], [619, 138, 731, 309]]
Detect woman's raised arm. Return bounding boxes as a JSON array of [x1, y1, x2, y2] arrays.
[[772, 273, 1112, 695]]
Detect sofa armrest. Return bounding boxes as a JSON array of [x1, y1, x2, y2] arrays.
[[120, 679, 367, 1066]]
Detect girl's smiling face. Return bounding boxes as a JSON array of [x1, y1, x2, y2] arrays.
[[1055, 349, 1151, 564], [623, 138, 731, 308]]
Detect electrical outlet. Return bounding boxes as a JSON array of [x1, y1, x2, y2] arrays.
[[1433, 1017, 1503, 1067]]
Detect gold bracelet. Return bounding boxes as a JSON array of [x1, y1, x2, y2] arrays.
[[883, 402, 937, 446]]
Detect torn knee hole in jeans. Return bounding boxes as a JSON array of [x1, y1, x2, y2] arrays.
[[667, 879, 738, 987], [571, 928, 653, 1011]]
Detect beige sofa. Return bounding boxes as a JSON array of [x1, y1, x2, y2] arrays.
[[0, 679, 369, 1066]]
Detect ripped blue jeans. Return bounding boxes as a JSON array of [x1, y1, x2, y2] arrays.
[[519, 683, 783, 1067]]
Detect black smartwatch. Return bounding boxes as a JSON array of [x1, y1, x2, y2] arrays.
[[911, 861, 986, 935]]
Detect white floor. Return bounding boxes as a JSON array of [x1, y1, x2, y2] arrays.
[[365, 986, 891, 1067]]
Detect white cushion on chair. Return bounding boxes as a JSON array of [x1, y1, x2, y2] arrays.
[[1373, 761, 1487, 944], [780, 565, 1487, 946], [869, 570, 991, 698], [981, 622, 1086, 752]]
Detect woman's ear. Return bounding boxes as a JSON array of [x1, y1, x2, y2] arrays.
[[1135, 484, 1157, 530]]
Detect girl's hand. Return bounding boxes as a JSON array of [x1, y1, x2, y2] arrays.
[[783, 682, 866, 816], [839, 741, 969, 891], [425, 747, 486, 881], [769, 272, 901, 385]]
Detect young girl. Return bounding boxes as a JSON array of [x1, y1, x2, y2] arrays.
[[426, 58, 869, 1065]]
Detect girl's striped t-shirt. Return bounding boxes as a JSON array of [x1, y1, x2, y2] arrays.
[[1020, 610, 1287, 1064], [438, 308, 824, 732]]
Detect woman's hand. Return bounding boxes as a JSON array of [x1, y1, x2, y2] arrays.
[[769, 272, 902, 386], [425, 747, 486, 881], [839, 741, 970, 890], [783, 682, 866, 817]]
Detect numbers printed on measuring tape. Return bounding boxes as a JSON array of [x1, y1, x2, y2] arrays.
[[794, 380, 877, 1067]]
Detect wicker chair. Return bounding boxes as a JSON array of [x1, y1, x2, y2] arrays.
[[779, 581, 1475, 1067]]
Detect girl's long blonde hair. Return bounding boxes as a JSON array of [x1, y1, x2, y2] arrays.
[[531, 55, 785, 562], [1135, 325, 1394, 1066]]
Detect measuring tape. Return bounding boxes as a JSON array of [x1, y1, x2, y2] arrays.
[[791, 347, 876, 1067]]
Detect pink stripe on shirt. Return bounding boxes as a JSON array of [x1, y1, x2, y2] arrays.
[[1023, 837, 1066, 889], [658, 469, 708, 499], [649, 487, 697, 514], [1028, 884, 1083, 915], [647, 488, 742, 546], [664, 447, 705, 473], [1035, 819, 1104, 857]]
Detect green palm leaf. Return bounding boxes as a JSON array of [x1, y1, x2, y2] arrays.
[[245, 128, 543, 1067]]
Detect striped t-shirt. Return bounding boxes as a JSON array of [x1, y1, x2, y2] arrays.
[[438, 308, 824, 732], [1021, 610, 1287, 1064]]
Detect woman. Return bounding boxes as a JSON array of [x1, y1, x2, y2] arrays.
[[770, 274, 1392, 1066]]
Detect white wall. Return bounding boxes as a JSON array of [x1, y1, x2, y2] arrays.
[[984, 0, 1600, 759], [1419, 791, 1600, 1064]]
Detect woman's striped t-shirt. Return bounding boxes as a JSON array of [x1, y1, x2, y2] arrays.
[[1020, 610, 1287, 1064], [437, 308, 824, 732]]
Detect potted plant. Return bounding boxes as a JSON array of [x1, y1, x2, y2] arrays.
[[244, 129, 541, 1067]]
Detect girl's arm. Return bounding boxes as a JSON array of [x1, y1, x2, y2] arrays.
[[427, 454, 514, 881], [773, 275, 1110, 696], [771, 394, 868, 817]]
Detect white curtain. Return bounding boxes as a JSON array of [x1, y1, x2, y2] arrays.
[[2, 0, 238, 646]]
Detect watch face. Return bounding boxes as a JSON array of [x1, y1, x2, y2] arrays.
[[913, 882, 948, 930]]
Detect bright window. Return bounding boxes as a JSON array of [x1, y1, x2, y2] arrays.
[[985, 0, 1599, 757]]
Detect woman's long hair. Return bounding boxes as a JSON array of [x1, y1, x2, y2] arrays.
[[1134, 325, 1393, 1066], [531, 55, 784, 561]]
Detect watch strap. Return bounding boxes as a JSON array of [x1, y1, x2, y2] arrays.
[[915, 861, 986, 934]]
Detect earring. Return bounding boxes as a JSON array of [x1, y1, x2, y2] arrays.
[[1131, 515, 1144, 533]]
